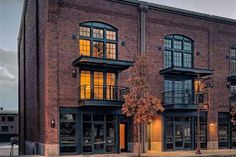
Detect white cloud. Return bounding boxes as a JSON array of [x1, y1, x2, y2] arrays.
[[0, 64, 15, 80]]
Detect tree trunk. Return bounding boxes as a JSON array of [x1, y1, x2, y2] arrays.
[[138, 124, 141, 157]]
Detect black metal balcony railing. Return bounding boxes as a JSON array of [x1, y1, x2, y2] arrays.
[[163, 90, 195, 105], [78, 85, 129, 101], [163, 90, 209, 106]]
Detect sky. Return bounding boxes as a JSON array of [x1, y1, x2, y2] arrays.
[[0, 0, 235, 110]]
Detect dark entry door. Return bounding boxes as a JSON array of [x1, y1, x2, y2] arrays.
[[174, 123, 184, 149], [93, 123, 105, 153]]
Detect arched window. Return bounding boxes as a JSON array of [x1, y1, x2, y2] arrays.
[[78, 22, 118, 59], [163, 35, 193, 68], [230, 45, 236, 76]]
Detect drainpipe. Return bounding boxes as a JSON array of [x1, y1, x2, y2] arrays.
[[139, 2, 149, 153], [139, 2, 148, 54], [35, 0, 40, 154]]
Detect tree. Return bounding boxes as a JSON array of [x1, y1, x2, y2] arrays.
[[122, 54, 164, 156]]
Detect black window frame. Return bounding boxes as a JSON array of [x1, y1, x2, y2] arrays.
[[164, 35, 194, 69], [230, 46, 236, 76], [78, 22, 118, 60]]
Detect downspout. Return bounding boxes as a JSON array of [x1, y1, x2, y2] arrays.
[[140, 2, 148, 54], [139, 2, 149, 153], [34, 0, 40, 154]]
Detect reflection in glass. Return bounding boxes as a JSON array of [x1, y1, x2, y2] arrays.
[[94, 124, 105, 150]]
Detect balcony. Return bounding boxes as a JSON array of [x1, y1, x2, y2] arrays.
[[163, 90, 208, 110], [72, 55, 134, 71], [160, 66, 214, 77], [78, 85, 129, 107]]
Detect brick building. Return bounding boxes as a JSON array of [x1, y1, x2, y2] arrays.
[[18, 0, 236, 156], [0, 110, 18, 142]]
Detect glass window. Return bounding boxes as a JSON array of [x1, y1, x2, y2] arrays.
[[80, 71, 91, 99], [173, 52, 182, 67], [174, 40, 182, 49], [1, 116, 6, 122], [79, 39, 90, 56], [79, 22, 117, 59], [93, 28, 103, 38], [106, 31, 116, 41], [94, 72, 104, 99], [163, 35, 193, 68], [106, 43, 116, 59], [7, 116, 14, 122], [164, 78, 193, 105], [2, 126, 8, 132], [218, 113, 229, 148], [60, 113, 77, 154], [164, 50, 172, 68], [106, 73, 116, 100], [230, 47, 236, 76], [93, 41, 104, 58], [79, 27, 90, 37]]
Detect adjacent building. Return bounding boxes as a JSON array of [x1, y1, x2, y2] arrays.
[[18, 0, 236, 156], [0, 110, 18, 142]]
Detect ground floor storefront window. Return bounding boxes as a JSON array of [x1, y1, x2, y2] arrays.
[[59, 108, 129, 155], [164, 113, 207, 151]]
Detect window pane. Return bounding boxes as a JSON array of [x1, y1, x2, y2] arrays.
[[164, 50, 172, 68], [80, 71, 91, 99], [79, 27, 90, 37], [106, 43, 116, 59], [93, 28, 103, 38], [183, 53, 192, 68], [164, 39, 172, 48], [106, 31, 116, 40], [174, 40, 182, 49], [184, 42, 192, 51], [173, 52, 182, 67], [93, 41, 104, 58], [79, 39, 90, 56], [94, 72, 103, 99], [107, 73, 116, 100]]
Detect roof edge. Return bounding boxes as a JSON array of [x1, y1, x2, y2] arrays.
[[108, 0, 236, 25]]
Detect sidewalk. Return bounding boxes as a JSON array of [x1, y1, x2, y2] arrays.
[[143, 149, 236, 157], [1, 149, 236, 157]]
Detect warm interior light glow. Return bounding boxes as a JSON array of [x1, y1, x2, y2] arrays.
[[194, 80, 204, 91], [209, 122, 217, 138], [120, 124, 125, 150]]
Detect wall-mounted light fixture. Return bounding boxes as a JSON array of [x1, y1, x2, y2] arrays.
[[158, 46, 162, 51], [121, 41, 126, 47], [50, 119, 55, 128], [71, 33, 78, 40], [72, 69, 76, 78], [226, 82, 230, 88]]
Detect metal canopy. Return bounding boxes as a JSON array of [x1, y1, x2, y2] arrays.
[[160, 66, 214, 77], [72, 55, 134, 71]]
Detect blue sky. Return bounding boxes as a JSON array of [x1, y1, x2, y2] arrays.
[[0, 0, 235, 110]]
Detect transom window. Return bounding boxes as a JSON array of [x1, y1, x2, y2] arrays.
[[230, 46, 236, 76], [78, 22, 117, 59], [164, 35, 193, 68]]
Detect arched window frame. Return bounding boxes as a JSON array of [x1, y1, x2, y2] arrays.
[[163, 34, 194, 68], [78, 21, 118, 60]]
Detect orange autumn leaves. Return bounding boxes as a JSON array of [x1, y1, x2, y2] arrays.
[[122, 54, 164, 124]]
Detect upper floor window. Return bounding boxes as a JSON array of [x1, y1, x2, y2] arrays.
[[230, 46, 236, 76], [78, 22, 117, 59], [164, 35, 193, 68]]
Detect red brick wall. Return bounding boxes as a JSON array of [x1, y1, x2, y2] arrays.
[[19, 0, 236, 147]]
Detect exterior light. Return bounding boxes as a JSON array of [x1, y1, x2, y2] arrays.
[[50, 119, 55, 128], [226, 82, 230, 88], [72, 69, 76, 78]]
